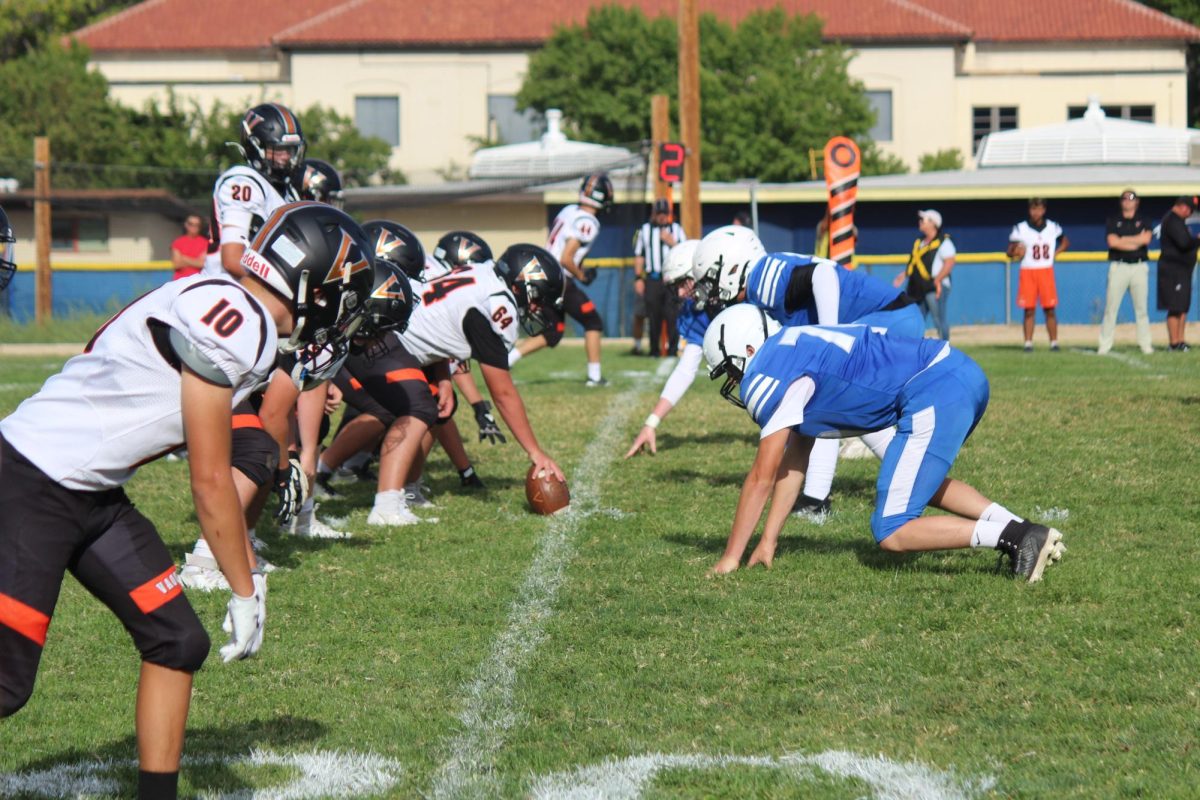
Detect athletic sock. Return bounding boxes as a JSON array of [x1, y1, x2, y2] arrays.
[[508, 349, 523, 366], [138, 769, 179, 800], [801, 437, 838, 501], [316, 459, 333, 476], [587, 362, 602, 382], [970, 520, 1007, 548], [459, 466, 476, 480], [980, 502, 1022, 525]]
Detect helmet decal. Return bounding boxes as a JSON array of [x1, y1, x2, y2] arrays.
[[324, 229, 371, 285]]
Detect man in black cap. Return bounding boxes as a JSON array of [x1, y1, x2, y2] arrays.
[[1157, 195, 1199, 351], [1099, 188, 1154, 355], [632, 198, 687, 356]]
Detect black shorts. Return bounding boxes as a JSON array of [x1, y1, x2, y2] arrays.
[[0, 436, 209, 716], [542, 279, 603, 346], [1157, 263, 1193, 314], [231, 399, 278, 487], [334, 345, 438, 428]]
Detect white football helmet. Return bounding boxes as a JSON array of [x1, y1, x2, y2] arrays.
[[702, 303, 781, 409], [663, 240, 700, 285], [694, 225, 766, 303]]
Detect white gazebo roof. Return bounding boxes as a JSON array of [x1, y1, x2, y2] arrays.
[[469, 109, 640, 179], [976, 98, 1200, 168]]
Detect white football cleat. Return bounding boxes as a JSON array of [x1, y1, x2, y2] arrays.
[[367, 504, 423, 527], [179, 552, 230, 592], [288, 505, 351, 539]]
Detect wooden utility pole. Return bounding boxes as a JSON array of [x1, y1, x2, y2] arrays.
[[650, 94, 671, 204], [677, 0, 701, 239], [34, 136, 51, 323]]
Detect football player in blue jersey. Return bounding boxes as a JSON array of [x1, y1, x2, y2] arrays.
[[694, 225, 926, 519], [701, 304, 1065, 583], [625, 240, 718, 457]]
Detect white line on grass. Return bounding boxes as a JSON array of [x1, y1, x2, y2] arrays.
[[527, 750, 997, 800], [430, 359, 673, 800], [1071, 347, 1151, 369]]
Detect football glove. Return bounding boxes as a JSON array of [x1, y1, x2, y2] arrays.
[[273, 457, 308, 525], [472, 400, 506, 445], [581, 267, 598, 285], [220, 572, 266, 663]]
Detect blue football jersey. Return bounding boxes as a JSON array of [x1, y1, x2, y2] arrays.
[[741, 324, 949, 437], [677, 299, 712, 346], [745, 253, 904, 327]]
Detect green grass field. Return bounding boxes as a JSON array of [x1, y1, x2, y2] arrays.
[[0, 342, 1197, 798]]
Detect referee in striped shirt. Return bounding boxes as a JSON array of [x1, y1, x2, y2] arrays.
[[633, 199, 687, 357]]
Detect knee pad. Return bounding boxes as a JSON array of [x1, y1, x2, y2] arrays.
[[579, 303, 603, 333], [542, 320, 566, 348], [142, 619, 211, 674], [231, 426, 278, 487]]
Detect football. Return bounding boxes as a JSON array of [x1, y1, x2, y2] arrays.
[[1010, 243, 1026, 260], [525, 465, 570, 515]]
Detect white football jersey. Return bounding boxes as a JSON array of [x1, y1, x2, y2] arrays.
[[202, 165, 293, 276], [1009, 219, 1064, 270], [396, 264, 518, 365], [547, 204, 600, 266], [0, 275, 277, 491]]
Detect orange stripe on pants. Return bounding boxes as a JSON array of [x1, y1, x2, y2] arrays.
[[580, 301, 596, 313], [0, 592, 50, 646], [129, 567, 183, 614], [385, 368, 428, 384], [232, 414, 263, 430]]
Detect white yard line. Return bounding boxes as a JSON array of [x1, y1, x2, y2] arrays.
[[430, 359, 674, 800], [1072, 347, 1151, 369]]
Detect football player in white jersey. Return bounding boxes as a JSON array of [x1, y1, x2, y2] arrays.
[[1007, 198, 1069, 351], [509, 172, 613, 387], [0, 203, 372, 799], [353, 243, 567, 524]]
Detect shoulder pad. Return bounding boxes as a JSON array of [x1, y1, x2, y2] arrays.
[[169, 326, 233, 386]]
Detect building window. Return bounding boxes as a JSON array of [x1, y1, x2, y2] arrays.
[[972, 106, 1018, 153], [865, 90, 893, 142], [1067, 104, 1154, 123], [51, 217, 108, 253], [355, 96, 400, 147], [486, 95, 543, 145]]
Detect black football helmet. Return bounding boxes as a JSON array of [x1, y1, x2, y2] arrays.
[[494, 244, 565, 337], [579, 172, 614, 213], [0, 206, 15, 292], [361, 258, 415, 340], [362, 220, 426, 282], [294, 158, 344, 208], [240, 202, 373, 385], [433, 231, 493, 270], [241, 103, 307, 185]]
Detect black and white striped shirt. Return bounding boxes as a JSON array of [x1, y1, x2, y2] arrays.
[[633, 221, 686, 278]]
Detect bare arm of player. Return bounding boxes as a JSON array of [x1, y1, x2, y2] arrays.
[[295, 383, 329, 484], [181, 367, 255, 598], [453, 369, 485, 405], [258, 368, 302, 477], [559, 239, 587, 282], [748, 433, 813, 569], [709, 427, 791, 576], [221, 242, 248, 278], [427, 360, 455, 419], [479, 361, 564, 481]]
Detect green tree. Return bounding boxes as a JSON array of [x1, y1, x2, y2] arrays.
[[0, 0, 137, 59], [518, 6, 899, 181], [918, 148, 964, 172]]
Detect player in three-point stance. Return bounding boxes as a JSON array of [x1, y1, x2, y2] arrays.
[[509, 173, 613, 386], [702, 304, 1066, 583], [696, 224, 925, 519], [0, 203, 373, 799]]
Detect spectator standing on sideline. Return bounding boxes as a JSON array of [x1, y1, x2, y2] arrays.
[[633, 199, 686, 357], [895, 209, 955, 340], [1099, 189, 1154, 355], [1157, 195, 1198, 351], [1008, 198, 1069, 352], [170, 214, 207, 281]]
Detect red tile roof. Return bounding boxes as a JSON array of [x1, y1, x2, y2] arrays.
[[72, 0, 1200, 52], [915, 0, 1200, 42]]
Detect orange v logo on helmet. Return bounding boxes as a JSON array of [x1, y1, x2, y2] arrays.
[[370, 273, 406, 300], [325, 229, 370, 285], [374, 230, 403, 258], [242, 110, 265, 136], [520, 257, 547, 283]]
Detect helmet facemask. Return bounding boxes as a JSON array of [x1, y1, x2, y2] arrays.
[[0, 224, 15, 292], [708, 321, 750, 409]]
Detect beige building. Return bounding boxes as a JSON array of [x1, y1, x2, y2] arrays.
[[75, 0, 1200, 183]]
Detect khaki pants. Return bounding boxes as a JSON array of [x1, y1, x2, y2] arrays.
[[1098, 260, 1152, 354]]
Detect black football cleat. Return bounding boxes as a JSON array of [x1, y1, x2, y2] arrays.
[[999, 521, 1065, 583], [791, 494, 832, 521]]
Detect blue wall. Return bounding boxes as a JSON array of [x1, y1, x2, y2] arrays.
[[1, 270, 172, 322]]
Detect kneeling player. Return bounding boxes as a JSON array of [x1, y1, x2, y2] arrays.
[[702, 304, 1066, 582], [0, 203, 372, 798]]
